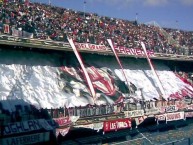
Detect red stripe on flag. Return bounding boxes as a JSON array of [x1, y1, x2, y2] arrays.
[[107, 39, 130, 93], [68, 38, 96, 100]]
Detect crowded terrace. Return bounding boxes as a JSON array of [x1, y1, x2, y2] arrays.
[[0, 0, 193, 55]]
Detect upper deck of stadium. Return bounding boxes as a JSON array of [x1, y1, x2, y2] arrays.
[[0, 0, 193, 60]]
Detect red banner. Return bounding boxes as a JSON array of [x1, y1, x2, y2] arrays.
[[53, 117, 71, 127], [103, 118, 131, 132]]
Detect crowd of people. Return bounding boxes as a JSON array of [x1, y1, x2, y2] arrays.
[[1, 97, 191, 125], [0, 0, 193, 55], [47, 98, 190, 119], [177, 71, 193, 86]]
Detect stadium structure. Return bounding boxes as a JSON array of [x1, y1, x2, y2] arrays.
[[0, 1, 193, 145]]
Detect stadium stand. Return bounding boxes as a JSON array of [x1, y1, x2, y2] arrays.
[[0, 1, 193, 145], [0, 0, 193, 55]]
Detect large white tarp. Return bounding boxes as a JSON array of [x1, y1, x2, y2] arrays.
[[0, 51, 192, 110]]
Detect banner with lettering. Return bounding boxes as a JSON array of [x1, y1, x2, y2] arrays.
[[103, 118, 131, 132], [75, 42, 108, 51], [53, 116, 79, 127], [159, 105, 178, 113], [155, 114, 166, 122], [166, 112, 184, 122], [114, 46, 155, 57], [1, 132, 50, 145], [145, 108, 159, 116], [3, 119, 53, 136], [74, 124, 94, 130], [124, 110, 144, 118]]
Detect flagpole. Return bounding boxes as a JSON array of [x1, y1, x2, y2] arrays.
[[135, 13, 138, 22], [107, 39, 131, 96], [67, 37, 96, 102], [83, 1, 86, 18], [141, 42, 167, 100]]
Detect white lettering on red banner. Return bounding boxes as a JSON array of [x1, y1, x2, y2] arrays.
[[166, 112, 184, 122], [114, 46, 155, 57], [53, 117, 71, 127], [74, 42, 155, 57], [124, 110, 144, 118], [103, 118, 131, 132]]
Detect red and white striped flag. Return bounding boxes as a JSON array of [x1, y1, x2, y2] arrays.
[[68, 38, 96, 100], [107, 39, 130, 92]]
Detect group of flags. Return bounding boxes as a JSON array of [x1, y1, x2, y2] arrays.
[[68, 37, 167, 102]]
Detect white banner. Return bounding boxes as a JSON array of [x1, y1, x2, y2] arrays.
[[74, 124, 94, 129], [75, 42, 108, 51], [165, 105, 178, 113], [166, 112, 184, 122], [145, 108, 159, 116], [12, 28, 23, 37], [155, 114, 166, 121], [124, 110, 144, 118], [23, 31, 33, 38], [93, 122, 103, 131], [74, 42, 155, 57]]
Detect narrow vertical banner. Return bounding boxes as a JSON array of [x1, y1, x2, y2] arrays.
[[141, 42, 167, 100], [67, 38, 96, 100], [107, 39, 130, 93]]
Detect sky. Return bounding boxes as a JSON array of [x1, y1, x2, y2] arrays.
[[36, 0, 193, 31]]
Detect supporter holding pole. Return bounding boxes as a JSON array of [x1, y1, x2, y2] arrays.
[[107, 39, 131, 95], [140, 42, 167, 100], [67, 37, 96, 102]]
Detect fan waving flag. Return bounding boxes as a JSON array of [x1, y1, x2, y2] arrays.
[[68, 37, 96, 101], [107, 39, 130, 94]]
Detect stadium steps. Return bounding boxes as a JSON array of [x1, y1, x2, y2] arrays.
[[102, 131, 129, 144], [61, 140, 79, 145], [75, 135, 103, 144], [127, 139, 145, 145]]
